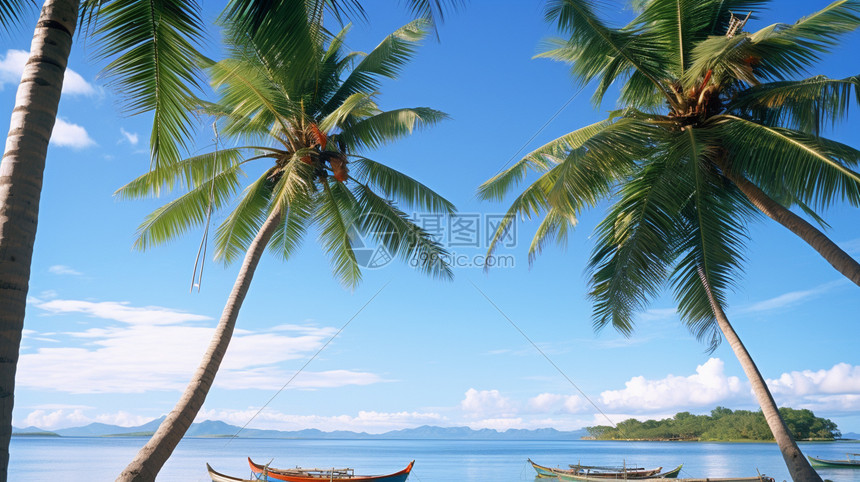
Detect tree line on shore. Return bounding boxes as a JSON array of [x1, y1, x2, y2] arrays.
[[586, 407, 840, 441]]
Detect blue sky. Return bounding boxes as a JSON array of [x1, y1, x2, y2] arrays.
[[3, 1, 860, 435]]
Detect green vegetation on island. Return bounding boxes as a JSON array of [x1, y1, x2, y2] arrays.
[[586, 407, 840, 442]]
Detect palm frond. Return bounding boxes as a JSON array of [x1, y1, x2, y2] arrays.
[[587, 155, 687, 336], [351, 157, 455, 214], [115, 147, 248, 199], [0, 0, 35, 29], [94, 0, 206, 170], [336, 107, 448, 152], [317, 181, 362, 288], [670, 129, 753, 351], [478, 119, 613, 202], [214, 168, 274, 264], [350, 180, 453, 280], [729, 75, 860, 134], [133, 166, 242, 251], [713, 115, 860, 209], [541, 0, 674, 107], [321, 19, 429, 117]]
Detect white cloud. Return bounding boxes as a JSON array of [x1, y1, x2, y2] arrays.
[[120, 128, 139, 146], [19, 409, 151, 430], [599, 358, 745, 412], [741, 280, 844, 314], [527, 393, 588, 414], [460, 389, 517, 418], [48, 265, 82, 276], [767, 363, 860, 413], [33, 298, 211, 326], [51, 118, 96, 149], [0, 49, 95, 95], [19, 298, 387, 394]]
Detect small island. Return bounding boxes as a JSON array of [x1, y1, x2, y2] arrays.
[[585, 407, 840, 442]]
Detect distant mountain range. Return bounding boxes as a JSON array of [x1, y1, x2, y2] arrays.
[[12, 419, 588, 440], [841, 432, 859, 440]]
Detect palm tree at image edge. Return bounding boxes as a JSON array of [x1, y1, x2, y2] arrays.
[[480, 1, 860, 481]]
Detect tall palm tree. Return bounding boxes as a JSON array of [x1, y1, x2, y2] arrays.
[[480, 1, 860, 481], [115, 17, 454, 481], [0, 1, 461, 478]]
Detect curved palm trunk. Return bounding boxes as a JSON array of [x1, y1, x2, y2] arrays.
[[716, 160, 860, 287], [0, 0, 79, 477], [117, 207, 282, 482], [698, 269, 821, 482]]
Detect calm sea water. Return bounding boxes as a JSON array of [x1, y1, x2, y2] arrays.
[[8, 437, 860, 481]]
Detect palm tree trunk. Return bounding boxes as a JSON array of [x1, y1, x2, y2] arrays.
[[117, 207, 283, 482], [0, 0, 79, 478], [716, 160, 860, 287], [698, 268, 821, 482]]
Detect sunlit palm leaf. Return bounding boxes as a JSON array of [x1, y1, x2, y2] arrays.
[[713, 115, 860, 209], [351, 157, 455, 214], [214, 168, 274, 264], [94, 0, 206, 170], [322, 20, 429, 117], [337, 107, 448, 152], [133, 167, 242, 251], [351, 180, 452, 280]]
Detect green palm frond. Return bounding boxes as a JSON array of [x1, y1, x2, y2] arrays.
[[337, 107, 448, 152], [478, 119, 613, 202], [668, 128, 753, 350], [317, 181, 362, 288], [527, 208, 576, 266], [587, 156, 688, 336], [267, 193, 314, 262], [220, 0, 325, 84], [688, 1, 860, 86], [351, 157, 455, 214], [318, 92, 379, 133], [214, 168, 274, 264], [115, 148, 248, 199], [729, 75, 860, 133], [0, 0, 34, 29], [322, 20, 429, 117], [208, 58, 297, 142], [133, 166, 243, 251], [351, 180, 453, 280], [94, 0, 206, 170], [542, 0, 674, 107], [713, 115, 860, 209], [485, 167, 558, 258]]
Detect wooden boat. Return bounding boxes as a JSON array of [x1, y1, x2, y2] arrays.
[[655, 465, 683, 478], [807, 453, 860, 468], [248, 458, 414, 481], [556, 476, 774, 482], [207, 463, 258, 482], [529, 459, 664, 479]]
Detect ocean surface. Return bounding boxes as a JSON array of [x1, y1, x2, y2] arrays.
[[9, 437, 860, 481]]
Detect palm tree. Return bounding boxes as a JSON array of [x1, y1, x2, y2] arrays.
[[480, 1, 860, 481], [0, 1, 461, 478], [115, 16, 454, 481]]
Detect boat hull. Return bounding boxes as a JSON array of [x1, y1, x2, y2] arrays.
[[558, 477, 773, 482], [529, 459, 665, 479], [249, 458, 414, 482], [207, 463, 257, 482], [807, 455, 860, 468]]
